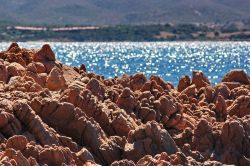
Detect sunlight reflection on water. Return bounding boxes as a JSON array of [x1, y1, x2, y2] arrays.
[[0, 42, 249, 85]]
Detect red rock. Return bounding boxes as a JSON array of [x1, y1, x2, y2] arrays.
[[0, 111, 22, 137], [31, 97, 123, 165], [58, 135, 79, 152], [222, 69, 250, 85], [0, 60, 9, 83], [3, 149, 30, 166], [34, 62, 46, 73], [130, 73, 147, 91], [13, 101, 59, 146], [7, 62, 25, 77], [227, 95, 250, 117], [60, 85, 112, 134], [213, 94, 227, 121], [0, 43, 32, 66], [6, 135, 28, 151], [231, 87, 250, 99], [86, 78, 105, 100], [8, 53, 27, 67], [26, 63, 37, 73], [192, 119, 214, 153], [191, 71, 210, 90], [43, 61, 59, 73], [111, 159, 135, 166], [137, 107, 156, 123], [178, 75, 191, 92], [7, 42, 19, 52], [220, 118, 246, 165], [136, 155, 158, 165], [117, 87, 137, 112], [7, 76, 43, 92], [200, 86, 215, 103], [111, 111, 138, 137], [76, 148, 94, 163], [0, 44, 249, 166], [124, 121, 178, 162], [46, 67, 66, 91], [180, 84, 197, 97], [150, 75, 172, 91], [80, 64, 87, 72], [158, 95, 179, 117], [62, 65, 81, 84], [214, 83, 231, 100], [33, 44, 55, 62], [38, 73, 48, 87], [39, 146, 73, 165]]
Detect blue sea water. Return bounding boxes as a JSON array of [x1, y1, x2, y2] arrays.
[[0, 42, 249, 85]]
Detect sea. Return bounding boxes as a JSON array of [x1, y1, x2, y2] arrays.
[[0, 42, 249, 86]]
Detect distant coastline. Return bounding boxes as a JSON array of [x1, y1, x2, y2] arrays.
[[1, 23, 250, 42], [13, 26, 99, 31]]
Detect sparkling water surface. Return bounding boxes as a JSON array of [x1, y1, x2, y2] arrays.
[[0, 42, 249, 85]]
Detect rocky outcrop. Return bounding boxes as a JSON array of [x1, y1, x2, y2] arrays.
[[124, 121, 178, 162], [178, 75, 190, 92], [0, 136, 95, 165], [220, 116, 250, 165], [0, 60, 9, 83], [7, 62, 25, 77], [33, 44, 56, 62], [6, 76, 43, 92], [59, 81, 139, 138], [227, 95, 250, 117], [116, 87, 137, 112], [0, 43, 250, 166], [46, 67, 66, 91], [222, 69, 250, 85], [191, 70, 210, 90]]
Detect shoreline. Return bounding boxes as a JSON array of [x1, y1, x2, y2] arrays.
[[2, 23, 250, 42], [0, 43, 249, 165], [0, 42, 249, 87]]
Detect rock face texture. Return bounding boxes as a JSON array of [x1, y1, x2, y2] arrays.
[[0, 43, 250, 166]]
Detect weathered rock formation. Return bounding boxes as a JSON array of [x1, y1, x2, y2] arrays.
[[0, 43, 249, 166]]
